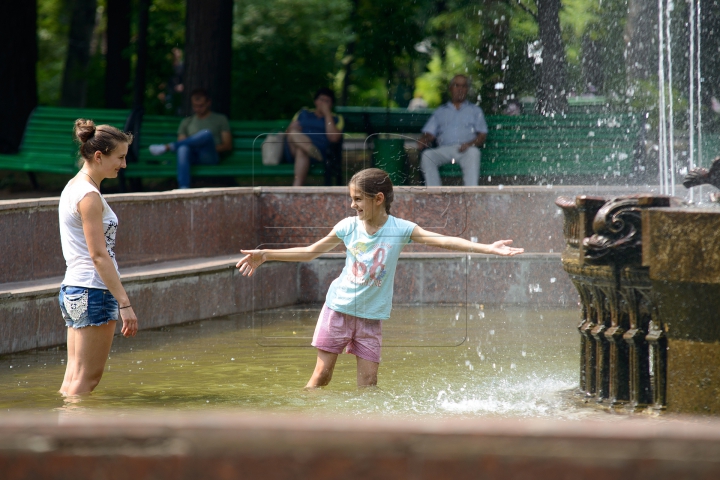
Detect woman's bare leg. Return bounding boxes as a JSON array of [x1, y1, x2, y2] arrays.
[[305, 349, 338, 388], [356, 356, 379, 387], [287, 132, 314, 186], [292, 149, 311, 186], [63, 321, 116, 396], [59, 327, 77, 395]]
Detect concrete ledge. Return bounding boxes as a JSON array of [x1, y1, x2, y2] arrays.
[[0, 256, 299, 354], [0, 412, 719, 479], [0, 254, 244, 300], [0, 252, 576, 355]]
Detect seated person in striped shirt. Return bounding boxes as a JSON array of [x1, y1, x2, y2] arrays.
[[284, 88, 344, 186], [417, 75, 488, 186]]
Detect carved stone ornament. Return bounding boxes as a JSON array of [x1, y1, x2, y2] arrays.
[[583, 197, 643, 265]]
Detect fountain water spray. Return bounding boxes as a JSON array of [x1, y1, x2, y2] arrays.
[[688, 0, 703, 202], [658, 0, 703, 198], [657, 0, 674, 195]]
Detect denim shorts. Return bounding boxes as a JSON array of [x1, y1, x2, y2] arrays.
[[59, 285, 119, 329]]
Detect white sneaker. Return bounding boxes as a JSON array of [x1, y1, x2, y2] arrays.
[[149, 144, 167, 155]]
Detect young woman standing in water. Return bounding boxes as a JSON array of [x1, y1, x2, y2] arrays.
[[58, 119, 138, 396], [236, 168, 523, 388]]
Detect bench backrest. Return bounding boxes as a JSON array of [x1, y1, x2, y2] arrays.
[[483, 113, 640, 177], [19, 106, 130, 162], [336, 106, 640, 177], [135, 115, 289, 165]]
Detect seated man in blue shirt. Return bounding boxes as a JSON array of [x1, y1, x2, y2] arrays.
[[417, 75, 488, 186], [284, 88, 344, 186]]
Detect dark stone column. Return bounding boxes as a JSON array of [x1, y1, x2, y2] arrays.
[[580, 286, 599, 397], [590, 286, 611, 401], [646, 319, 667, 410], [605, 283, 630, 405], [621, 286, 653, 409], [574, 281, 591, 392]]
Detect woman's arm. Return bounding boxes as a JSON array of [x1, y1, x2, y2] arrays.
[[236, 229, 343, 277], [322, 113, 342, 143], [410, 225, 524, 256], [78, 193, 138, 337], [316, 101, 342, 143]]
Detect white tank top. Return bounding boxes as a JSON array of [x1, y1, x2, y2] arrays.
[[59, 179, 120, 289]]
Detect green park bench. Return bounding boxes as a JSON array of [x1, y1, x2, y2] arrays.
[[123, 115, 326, 184], [480, 112, 641, 179], [0, 105, 645, 188], [0, 106, 130, 187], [335, 106, 643, 181], [0, 108, 333, 188]]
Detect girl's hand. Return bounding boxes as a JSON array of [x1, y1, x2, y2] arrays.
[[236, 249, 266, 276], [489, 239, 524, 256], [119, 307, 138, 337]]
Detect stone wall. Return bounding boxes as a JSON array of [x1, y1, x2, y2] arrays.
[[0, 185, 651, 284], [0, 185, 650, 355]]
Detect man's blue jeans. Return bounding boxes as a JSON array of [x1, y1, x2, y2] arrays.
[[172, 130, 219, 188]]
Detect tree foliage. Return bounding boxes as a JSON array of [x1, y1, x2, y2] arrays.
[[232, 0, 352, 119], [26, 0, 720, 126]]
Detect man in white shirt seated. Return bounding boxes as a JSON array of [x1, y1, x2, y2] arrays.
[[417, 75, 488, 186]]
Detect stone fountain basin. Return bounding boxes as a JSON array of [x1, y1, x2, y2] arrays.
[[556, 195, 720, 414], [643, 206, 720, 413]]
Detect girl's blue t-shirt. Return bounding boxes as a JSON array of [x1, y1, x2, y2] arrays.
[[325, 215, 417, 320]]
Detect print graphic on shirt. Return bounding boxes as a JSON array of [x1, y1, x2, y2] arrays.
[[104, 220, 118, 258], [348, 243, 390, 287], [368, 248, 386, 280]]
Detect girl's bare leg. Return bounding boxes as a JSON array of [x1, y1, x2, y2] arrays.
[[305, 349, 338, 388], [356, 356, 379, 387], [63, 321, 116, 396]]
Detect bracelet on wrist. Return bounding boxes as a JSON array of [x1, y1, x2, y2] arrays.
[[119, 305, 132, 310]]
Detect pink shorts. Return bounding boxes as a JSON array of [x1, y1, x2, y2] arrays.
[[312, 304, 383, 364]]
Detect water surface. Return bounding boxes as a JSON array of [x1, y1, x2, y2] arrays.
[[0, 304, 599, 419]]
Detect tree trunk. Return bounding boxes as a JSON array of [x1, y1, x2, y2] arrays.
[[0, 1, 38, 153], [184, 0, 233, 116], [340, 0, 360, 106], [105, 0, 132, 109], [132, 0, 150, 109], [624, 0, 658, 89], [581, 34, 603, 94], [60, 0, 98, 107], [535, 0, 568, 115]]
